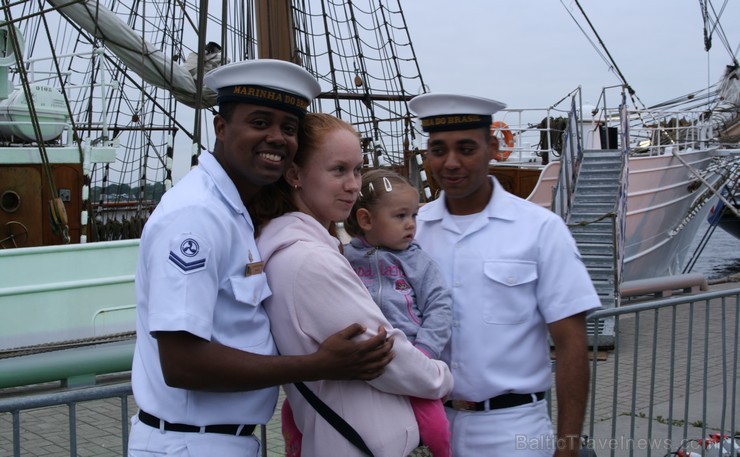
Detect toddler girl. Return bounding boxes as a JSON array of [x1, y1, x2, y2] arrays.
[[343, 169, 452, 457]]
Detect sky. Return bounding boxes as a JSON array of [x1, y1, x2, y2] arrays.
[[401, 1, 739, 110]]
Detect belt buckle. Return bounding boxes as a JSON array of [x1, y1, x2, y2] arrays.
[[450, 400, 478, 411]]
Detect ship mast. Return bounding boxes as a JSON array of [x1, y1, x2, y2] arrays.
[[255, 0, 298, 62]]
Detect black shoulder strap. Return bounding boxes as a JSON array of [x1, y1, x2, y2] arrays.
[[293, 382, 374, 457]]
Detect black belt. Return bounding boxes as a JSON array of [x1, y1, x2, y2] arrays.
[[444, 392, 546, 411], [138, 410, 256, 436]]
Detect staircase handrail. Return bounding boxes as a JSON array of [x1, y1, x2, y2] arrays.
[[551, 92, 584, 221], [613, 90, 630, 305]]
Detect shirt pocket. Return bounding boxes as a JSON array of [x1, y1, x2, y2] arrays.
[[229, 273, 272, 307], [482, 260, 538, 324], [224, 274, 274, 352]]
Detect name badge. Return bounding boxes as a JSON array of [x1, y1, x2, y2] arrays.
[[245, 261, 264, 276]]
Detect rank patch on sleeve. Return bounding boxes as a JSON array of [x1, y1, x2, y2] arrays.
[[168, 235, 209, 274]]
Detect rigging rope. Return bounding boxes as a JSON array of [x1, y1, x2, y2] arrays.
[[572, 0, 634, 97], [558, 0, 612, 72], [699, 0, 712, 51], [706, 0, 737, 61], [36, 0, 91, 241], [562, 0, 653, 128]]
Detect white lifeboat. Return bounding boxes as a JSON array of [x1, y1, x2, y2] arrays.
[[0, 85, 70, 142]]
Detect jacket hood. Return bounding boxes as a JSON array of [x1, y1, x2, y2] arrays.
[[257, 212, 341, 263]]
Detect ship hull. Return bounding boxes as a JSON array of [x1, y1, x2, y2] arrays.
[[516, 147, 723, 282]]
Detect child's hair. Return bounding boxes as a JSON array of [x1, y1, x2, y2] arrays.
[[344, 169, 417, 237]]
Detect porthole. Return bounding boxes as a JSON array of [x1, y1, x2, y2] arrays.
[[1, 190, 20, 213]]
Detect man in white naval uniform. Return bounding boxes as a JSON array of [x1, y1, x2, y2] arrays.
[[128, 60, 394, 457], [409, 93, 601, 457]]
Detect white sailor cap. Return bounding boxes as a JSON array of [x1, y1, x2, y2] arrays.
[[409, 93, 507, 132], [204, 59, 321, 117]]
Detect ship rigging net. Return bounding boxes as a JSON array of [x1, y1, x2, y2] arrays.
[[292, 0, 427, 168], [2, 0, 427, 243]]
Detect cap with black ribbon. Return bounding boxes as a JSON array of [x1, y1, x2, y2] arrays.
[[204, 59, 321, 118], [409, 93, 507, 132]]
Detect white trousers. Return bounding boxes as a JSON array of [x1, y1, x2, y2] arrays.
[[446, 399, 555, 456], [127, 414, 261, 457]]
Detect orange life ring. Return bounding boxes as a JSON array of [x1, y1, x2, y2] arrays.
[[490, 121, 514, 161]]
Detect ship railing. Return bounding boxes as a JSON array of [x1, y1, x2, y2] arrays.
[[492, 108, 562, 165], [600, 105, 718, 156], [492, 101, 578, 167], [488, 87, 721, 165], [3, 287, 735, 457], [617, 105, 740, 219]]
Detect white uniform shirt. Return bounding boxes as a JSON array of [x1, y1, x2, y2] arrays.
[[416, 177, 601, 402], [131, 151, 278, 426]]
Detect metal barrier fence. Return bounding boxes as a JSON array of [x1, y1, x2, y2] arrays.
[[0, 379, 281, 457], [1, 286, 738, 457], [582, 287, 739, 457], [0, 383, 132, 456]]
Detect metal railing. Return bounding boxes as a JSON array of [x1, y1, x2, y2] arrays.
[[0, 383, 133, 456], [580, 287, 739, 457], [0, 380, 276, 457], [2, 287, 738, 457], [551, 95, 585, 221]]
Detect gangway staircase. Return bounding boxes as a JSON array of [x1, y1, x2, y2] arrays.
[[566, 148, 625, 348]]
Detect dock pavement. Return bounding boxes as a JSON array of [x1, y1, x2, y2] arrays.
[[1, 282, 738, 457]]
